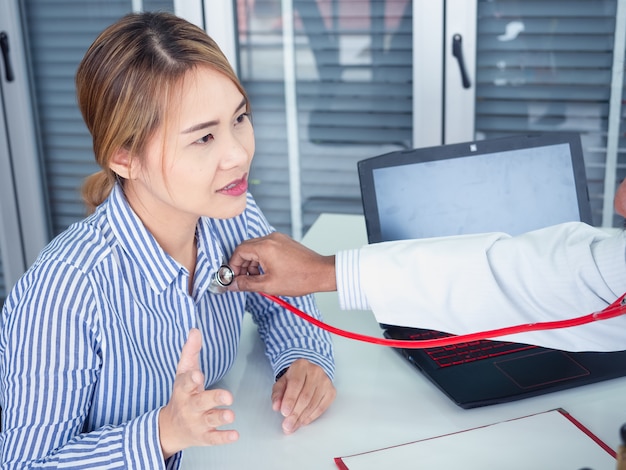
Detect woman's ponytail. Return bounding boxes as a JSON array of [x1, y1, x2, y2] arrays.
[[81, 170, 116, 214]]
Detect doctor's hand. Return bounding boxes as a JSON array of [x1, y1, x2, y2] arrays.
[[158, 329, 239, 459], [272, 359, 336, 434], [228, 232, 336, 297]]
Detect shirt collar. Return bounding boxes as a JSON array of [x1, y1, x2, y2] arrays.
[[193, 217, 231, 298], [105, 184, 183, 293]]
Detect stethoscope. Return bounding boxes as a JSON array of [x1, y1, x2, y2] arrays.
[[208, 258, 235, 294], [210, 262, 626, 349]]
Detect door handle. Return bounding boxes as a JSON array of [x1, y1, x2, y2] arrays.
[[452, 33, 471, 89], [0, 32, 15, 82]]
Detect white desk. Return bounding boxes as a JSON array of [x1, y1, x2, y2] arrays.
[[182, 214, 626, 469]]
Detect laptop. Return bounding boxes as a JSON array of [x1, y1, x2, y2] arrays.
[[357, 132, 626, 409]]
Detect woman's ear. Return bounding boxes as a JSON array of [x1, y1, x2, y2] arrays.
[[109, 147, 134, 180]]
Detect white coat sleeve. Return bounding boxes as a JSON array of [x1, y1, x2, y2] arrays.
[[339, 222, 626, 352]]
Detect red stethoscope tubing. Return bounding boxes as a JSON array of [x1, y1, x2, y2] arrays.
[[260, 292, 626, 349]]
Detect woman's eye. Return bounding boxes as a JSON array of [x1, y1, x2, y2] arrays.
[[236, 112, 250, 124], [195, 134, 213, 144]]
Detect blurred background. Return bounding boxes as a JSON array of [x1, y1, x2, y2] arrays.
[[1, 0, 625, 304]]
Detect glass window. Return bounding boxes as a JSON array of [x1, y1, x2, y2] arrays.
[[236, 0, 625, 234], [474, 0, 625, 227], [237, 0, 413, 235]]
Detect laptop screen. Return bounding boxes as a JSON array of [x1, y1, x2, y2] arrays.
[[358, 133, 592, 244]]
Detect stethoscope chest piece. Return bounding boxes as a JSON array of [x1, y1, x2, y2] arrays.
[[209, 261, 234, 294]]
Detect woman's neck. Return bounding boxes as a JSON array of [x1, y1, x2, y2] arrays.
[[123, 187, 199, 293]]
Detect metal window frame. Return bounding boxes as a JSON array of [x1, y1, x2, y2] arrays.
[[0, 0, 50, 290], [192, 0, 623, 233]]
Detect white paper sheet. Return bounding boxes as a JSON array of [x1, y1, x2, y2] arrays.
[[335, 409, 616, 470]]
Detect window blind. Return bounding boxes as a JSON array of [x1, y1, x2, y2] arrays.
[[238, 0, 413, 234], [22, 0, 174, 237], [474, 0, 624, 226]]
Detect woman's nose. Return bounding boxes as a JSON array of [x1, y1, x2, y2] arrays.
[[220, 130, 253, 168]]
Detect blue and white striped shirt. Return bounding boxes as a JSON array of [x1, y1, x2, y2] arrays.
[[0, 184, 334, 469]]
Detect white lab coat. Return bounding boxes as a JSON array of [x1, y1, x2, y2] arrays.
[[353, 222, 626, 352]]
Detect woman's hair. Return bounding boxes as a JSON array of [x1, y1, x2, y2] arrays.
[[76, 11, 248, 213]]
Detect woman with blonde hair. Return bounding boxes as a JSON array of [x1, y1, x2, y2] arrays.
[[0, 11, 335, 468]]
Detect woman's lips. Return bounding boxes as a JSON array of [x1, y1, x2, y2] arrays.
[[218, 176, 248, 196]]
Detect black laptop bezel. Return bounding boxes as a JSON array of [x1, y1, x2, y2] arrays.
[[357, 132, 592, 244]]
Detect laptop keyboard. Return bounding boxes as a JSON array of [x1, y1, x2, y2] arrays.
[[407, 330, 538, 368]]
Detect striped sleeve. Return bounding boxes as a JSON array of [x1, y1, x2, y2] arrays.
[[242, 196, 336, 380], [246, 292, 336, 381], [0, 259, 167, 469], [336, 249, 370, 311]]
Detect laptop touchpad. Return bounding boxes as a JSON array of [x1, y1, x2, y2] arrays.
[[494, 350, 590, 389]]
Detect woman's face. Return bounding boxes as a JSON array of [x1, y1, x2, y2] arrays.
[[122, 66, 254, 227]]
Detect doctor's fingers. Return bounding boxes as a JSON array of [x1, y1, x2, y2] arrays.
[[228, 237, 272, 272], [230, 232, 302, 270], [229, 255, 261, 276], [230, 273, 270, 293], [231, 265, 310, 295]]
